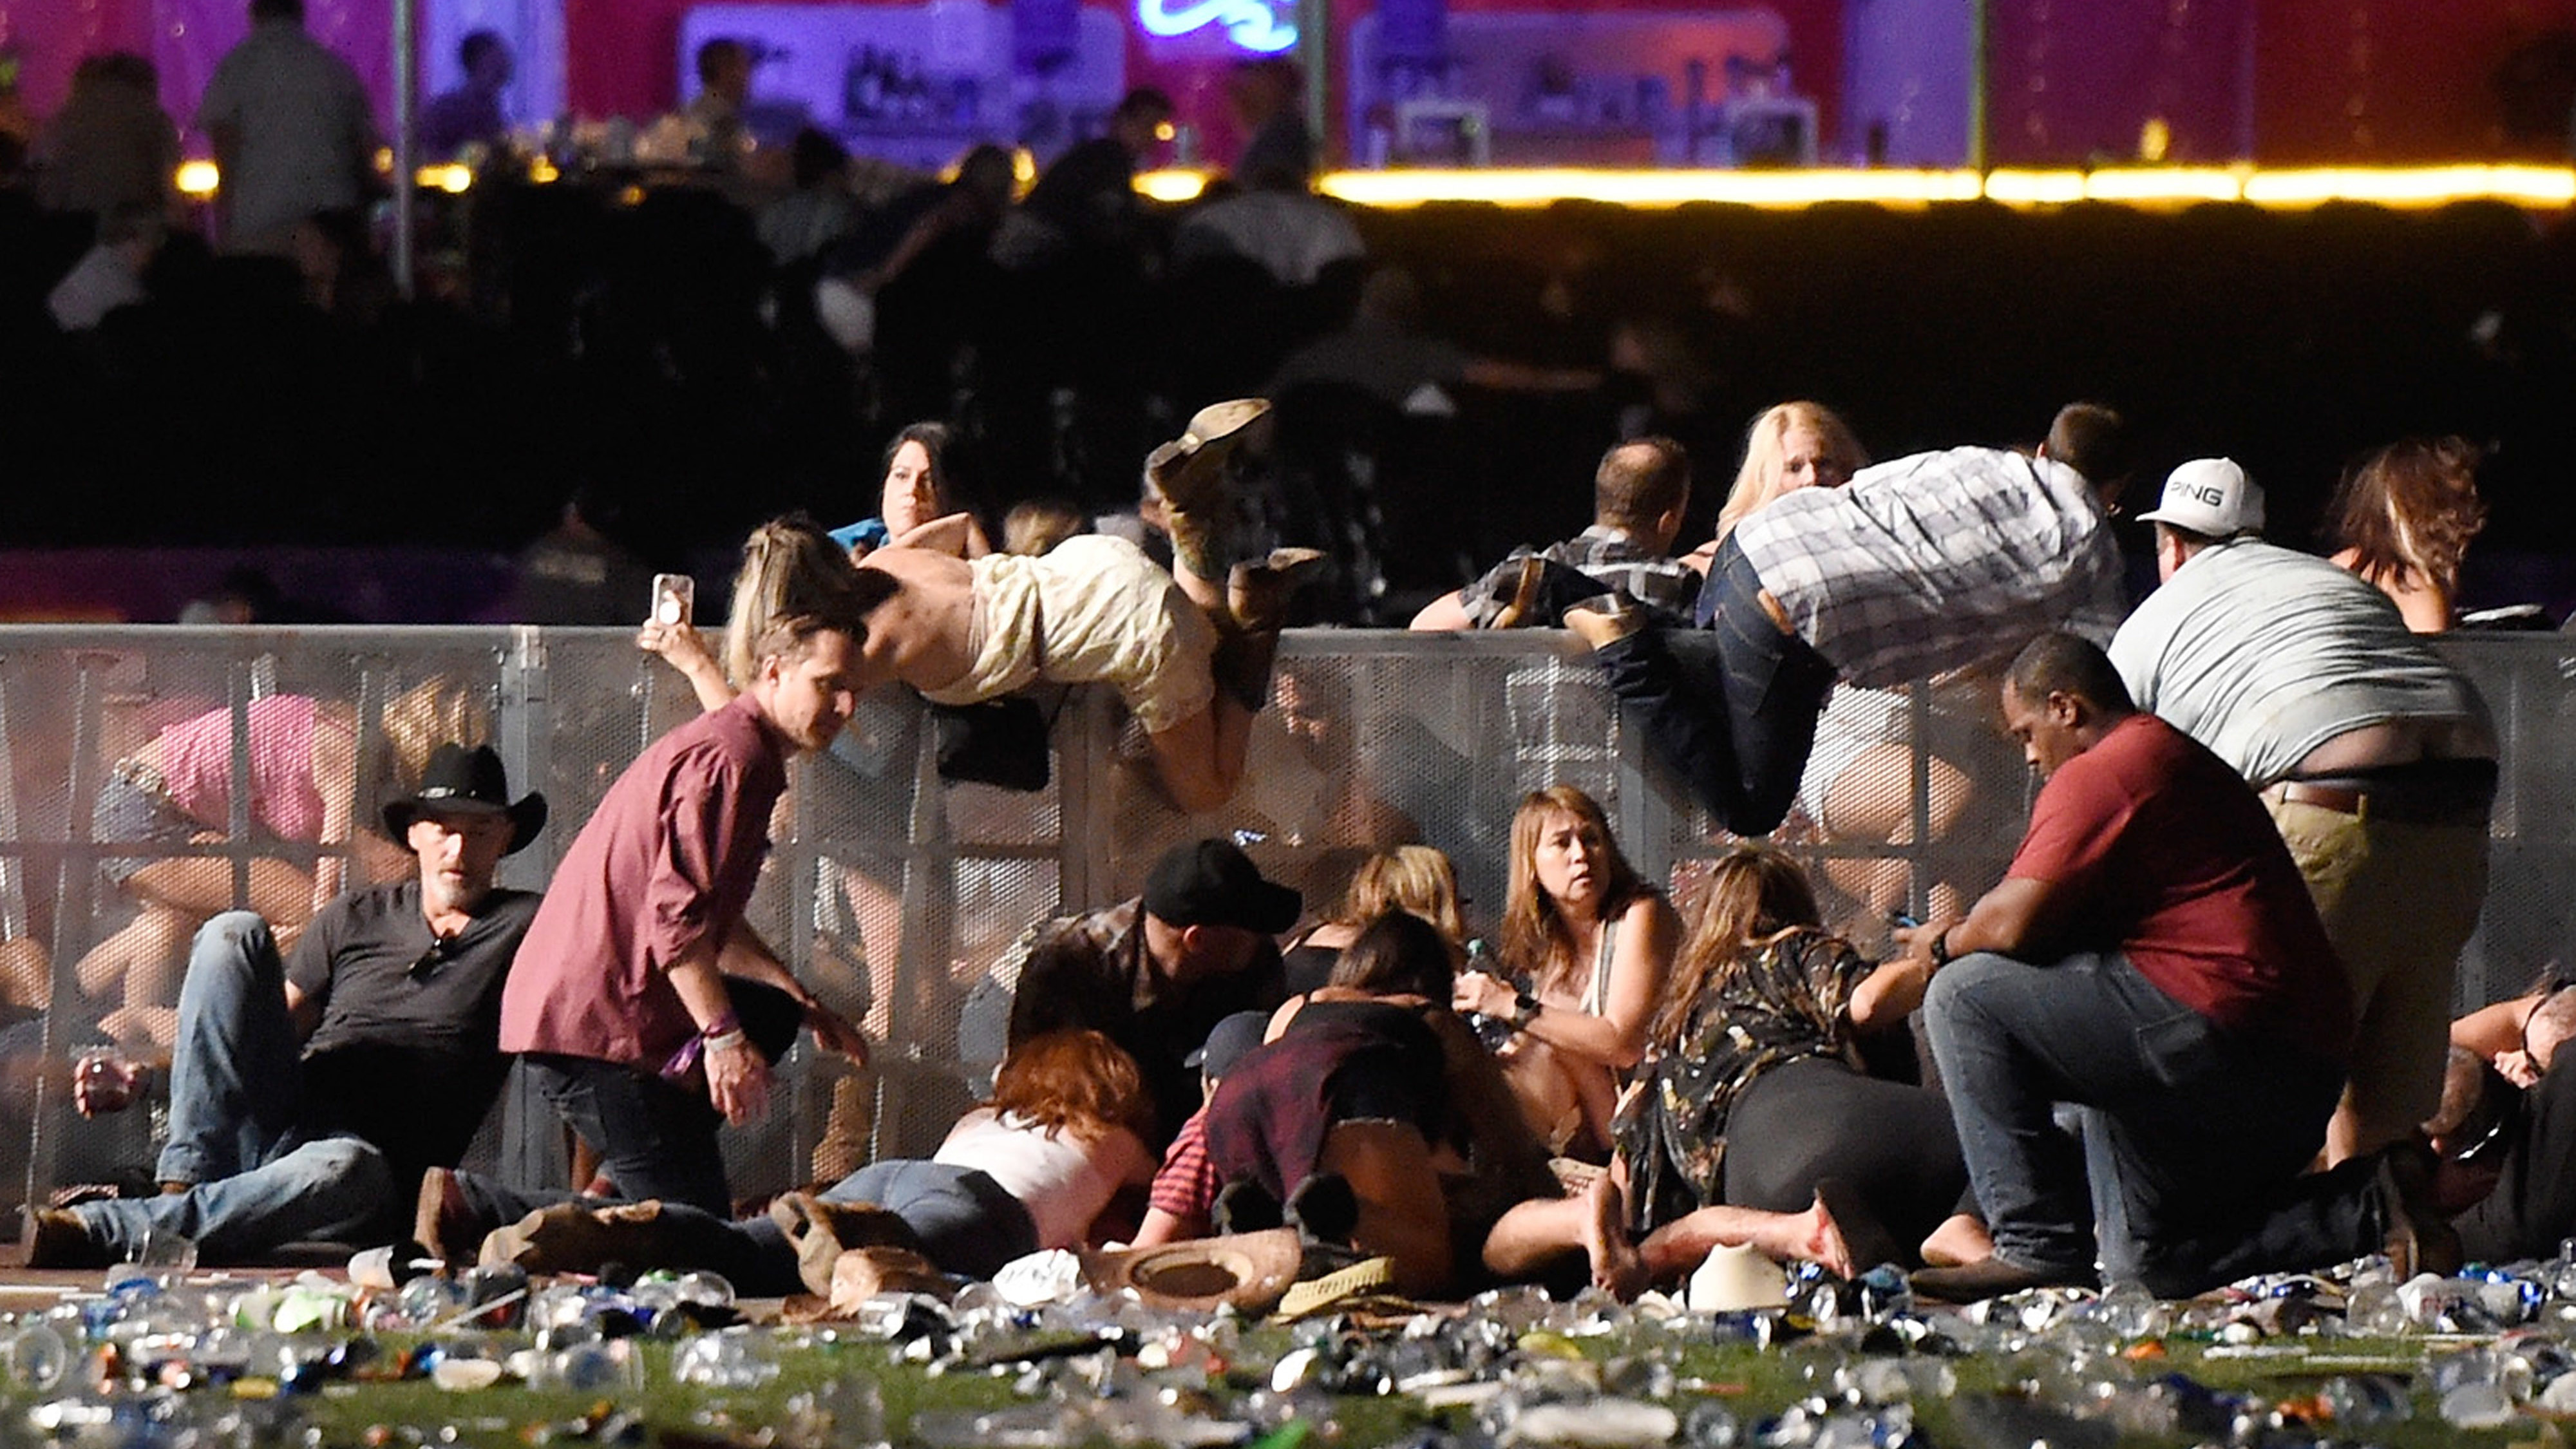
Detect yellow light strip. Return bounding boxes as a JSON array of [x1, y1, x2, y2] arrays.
[[1132, 164, 2576, 211], [2240, 164, 2576, 209], [1980, 169, 2087, 205], [2079, 166, 2248, 203], [167, 159, 2576, 213], [1320, 167, 1983, 209]]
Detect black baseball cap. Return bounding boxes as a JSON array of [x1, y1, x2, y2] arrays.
[[1184, 1010, 1272, 1077], [1142, 838, 1300, 936]]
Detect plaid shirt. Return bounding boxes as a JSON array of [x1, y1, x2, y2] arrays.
[[1148, 1106, 1222, 1221], [1732, 448, 2128, 688], [1463, 526, 1699, 625]]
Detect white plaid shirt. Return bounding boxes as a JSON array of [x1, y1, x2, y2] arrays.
[[1462, 526, 1700, 625], [1732, 448, 2128, 688]]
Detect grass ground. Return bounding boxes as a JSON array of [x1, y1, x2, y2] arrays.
[[2, 1306, 2552, 1448]]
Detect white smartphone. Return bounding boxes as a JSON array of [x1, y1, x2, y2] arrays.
[[650, 573, 695, 627]]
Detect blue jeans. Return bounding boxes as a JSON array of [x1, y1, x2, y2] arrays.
[[521, 1053, 733, 1216], [688, 1158, 1036, 1291], [76, 913, 394, 1260], [1595, 536, 1836, 836], [1924, 947, 2362, 1298]]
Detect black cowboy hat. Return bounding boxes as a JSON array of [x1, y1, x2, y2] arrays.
[[380, 743, 548, 855]]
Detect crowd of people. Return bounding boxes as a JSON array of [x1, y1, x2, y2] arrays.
[[8, 0, 2571, 1312], [10, 350, 2564, 1320]]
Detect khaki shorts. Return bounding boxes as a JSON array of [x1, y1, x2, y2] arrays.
[[921, 534, 1218, 734], [2266, 796, 2488, 1138]]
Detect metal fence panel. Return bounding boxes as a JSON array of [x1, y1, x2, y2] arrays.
[[0, 625, 2554, 1218]]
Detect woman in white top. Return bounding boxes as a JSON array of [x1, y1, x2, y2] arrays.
[[779, 1028, 1157, 1279], [1453, 786, 1678, 1161]]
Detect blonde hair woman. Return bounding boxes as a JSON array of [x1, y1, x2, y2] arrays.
[[1452, 786, 1678, 1160], [1683, 401, 1869, 574], [1280, 846, 1468, 994]]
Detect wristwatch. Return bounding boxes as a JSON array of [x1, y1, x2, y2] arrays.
[[1928, 927, 1955, 969], [1510, 989, 1542, 1029]]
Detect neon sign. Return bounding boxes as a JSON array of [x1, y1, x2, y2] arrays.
[[1135, 0, 1296, 53]]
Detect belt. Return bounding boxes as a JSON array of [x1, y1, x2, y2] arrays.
[[109, 757, 173, 801], [2264, 778, 2490, 828]]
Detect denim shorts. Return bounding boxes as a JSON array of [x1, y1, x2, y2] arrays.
[[92, 767, 199, 884]]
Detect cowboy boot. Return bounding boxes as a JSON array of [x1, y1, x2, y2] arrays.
[[1226, 547, 1327, 634], [1148, 399, 1272, 583], [770, 1191, 925, 1297], [1211, 627, 1282, 714]]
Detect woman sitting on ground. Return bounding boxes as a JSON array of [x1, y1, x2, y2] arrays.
[[1452, 786, 1678, 1160], [1205, 911, 1551, 1296], [1280, 845, 1472, 997], [1481, 844, 1975, 1295]]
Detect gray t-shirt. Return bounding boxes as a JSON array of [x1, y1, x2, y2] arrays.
[[196, 19, 379, 248], [288, 878, 540, 1181], [289, 878, 540, 1057], [2108, 538, 2489, 787]]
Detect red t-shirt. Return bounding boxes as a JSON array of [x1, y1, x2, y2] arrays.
[[2006, 714, 2351, 1061]]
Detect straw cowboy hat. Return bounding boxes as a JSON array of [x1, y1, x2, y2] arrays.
[[1081, 1228, 1303, 1314]]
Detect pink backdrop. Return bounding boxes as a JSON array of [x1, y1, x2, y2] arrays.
[[5, 0, 2576, 162], [3, 0, 393, 143]]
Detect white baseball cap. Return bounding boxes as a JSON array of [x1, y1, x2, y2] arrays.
[[2136, 457, 2264, 537]]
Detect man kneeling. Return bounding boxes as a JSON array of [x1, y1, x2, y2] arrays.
[[1903, 635, 2452, 1301]]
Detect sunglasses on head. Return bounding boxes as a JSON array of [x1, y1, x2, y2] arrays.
[[409, 933, 459, 980]]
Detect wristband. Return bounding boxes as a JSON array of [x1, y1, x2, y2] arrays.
[[705, 1029, 750, 1055], [700, 1012, 741, 1041], [1928, 927, 1955, 969]]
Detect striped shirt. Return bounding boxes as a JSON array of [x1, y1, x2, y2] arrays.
[[1732, 447, 2128, 688], [1462, 526, 1698, 625], [1147, 1107, 1222, 1222]]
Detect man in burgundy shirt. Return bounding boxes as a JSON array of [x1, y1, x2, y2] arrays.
[[1899, 632, 2452, 1301], [491, 606, 871, 1220]]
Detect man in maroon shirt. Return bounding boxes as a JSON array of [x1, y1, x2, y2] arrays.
[[1897, 632, 2454, 1301], [488, 605, 871, 1221]]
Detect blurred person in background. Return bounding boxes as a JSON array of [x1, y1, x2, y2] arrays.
[[46, 201, 165, 333], [419, 30, 513, 160], [31, 52, 178, 222], [197, 0, 380, 255], [75, 680, 484, 1046]]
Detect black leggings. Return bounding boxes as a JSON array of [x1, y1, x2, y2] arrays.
[[1719, 1056, 1972, 1256]]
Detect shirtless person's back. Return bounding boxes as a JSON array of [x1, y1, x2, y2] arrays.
[[849, 547, 980, 696]]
